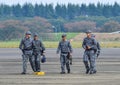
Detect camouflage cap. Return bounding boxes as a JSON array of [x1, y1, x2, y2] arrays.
[[62, 34, 67, 37], [34, 33, 38, 37], [26, 31, 31, 35], [86, 30, 92, 33]]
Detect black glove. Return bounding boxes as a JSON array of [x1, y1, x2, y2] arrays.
[[97, 51, 100, 58], [70, 57, 72, 65], [67, 53, 72, 65]]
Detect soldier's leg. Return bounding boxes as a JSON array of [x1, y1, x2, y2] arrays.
[[65, 55, 70, 73], [35, 54, 41, 72], [93, 51, 99, 73], [33, 54, 37, 72], [29, 54, 36, 72], [60, 54, 66, 73], [83, 51, 89, 74], [89, 50, 96, 74], [22, 54, 29, 74], [93, 54, 97, 72]]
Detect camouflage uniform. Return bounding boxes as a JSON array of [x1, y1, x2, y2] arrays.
[[57, 39, 73, 74], [32, 38, 45, 72], [91, 34, 101, 73], [82, 36, 97, 74], [19, 31, 35, 74]]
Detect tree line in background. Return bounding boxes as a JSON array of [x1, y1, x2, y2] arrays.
[[0, 3, 120, 40], [0, 16, 120, 40], [0, 2, 120, 19]]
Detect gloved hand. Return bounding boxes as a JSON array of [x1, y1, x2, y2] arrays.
[[69, 56, 72, 65], [97, 51, 100, 58], [68, 53, 72, 65]]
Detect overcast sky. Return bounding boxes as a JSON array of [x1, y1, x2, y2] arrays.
[[0, 0, 119, 6]]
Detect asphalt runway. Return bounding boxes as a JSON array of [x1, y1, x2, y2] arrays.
[[0, 48, 120, 85]]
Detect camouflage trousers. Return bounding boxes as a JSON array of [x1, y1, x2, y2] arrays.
[[22, 52, 36, 73], [83, 50, 96, 72], [33, 53, 41, 72], [60, 53, 70, 72]]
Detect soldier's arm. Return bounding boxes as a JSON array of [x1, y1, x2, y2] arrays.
[[32, 40, 35, 49], [19, 39, 24, 50], [40, 41, 45, 52], [91, 39, 97, 50], [97, 42, 101, 51], [56, 42, 61, 54], [68, 41, 73, 53], [82, 39, 86, 49], [95, 42, 101, 57]]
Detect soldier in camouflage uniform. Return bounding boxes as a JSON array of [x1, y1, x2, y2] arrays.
[[19, 31, 36, 74], [82, 30, 97, 74], [91, 34, 101, 73], [57, 34, 73, 74], [91, 34, 101, 58], [32, 33, 45, 72]]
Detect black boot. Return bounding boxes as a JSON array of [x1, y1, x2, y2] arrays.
[[86, 68, 90, 74], [84, 61, 90, 74], [60, 72, 66, 74], [93, 70, 97, 74], [67, 69, 70, 74], [90, 69, 97, 74], [21, 72, 26, 75]]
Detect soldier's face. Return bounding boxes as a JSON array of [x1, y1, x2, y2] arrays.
[[62, 36, 66, 41], [25, 34, 31, 38], [86, 33, 91, 38], [34, 36, 38, 40]]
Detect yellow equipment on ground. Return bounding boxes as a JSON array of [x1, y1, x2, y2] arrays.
[[34, 72, 45, 76]]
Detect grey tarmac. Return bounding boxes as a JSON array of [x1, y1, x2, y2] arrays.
[[0, 48, 120, 85]]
